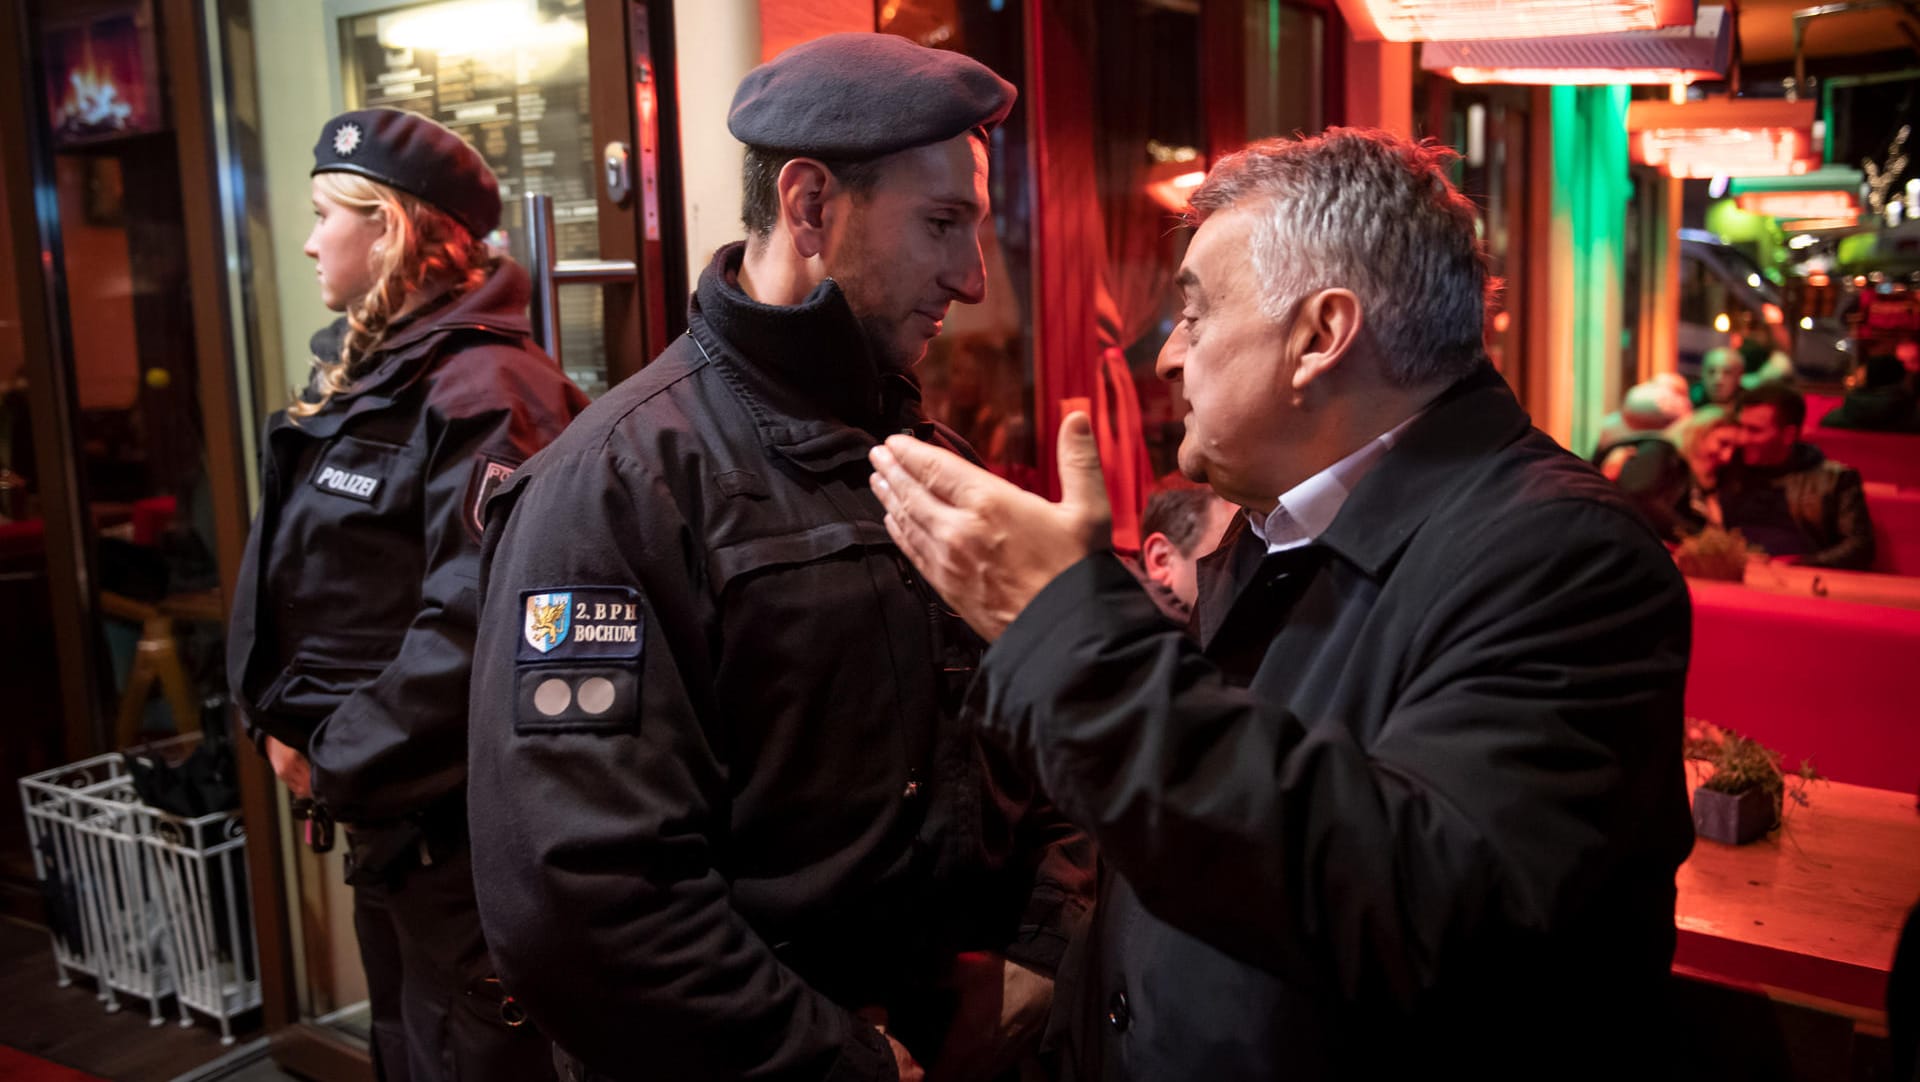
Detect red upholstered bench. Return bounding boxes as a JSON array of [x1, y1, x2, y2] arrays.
[[1866, 485, 1920, 575], [1805, 427, 1920, 490], [1687, 578, 1920, 796], [1804, 393, 1842, 428]]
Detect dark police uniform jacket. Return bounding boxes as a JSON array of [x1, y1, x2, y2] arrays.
[[467, 244, 1094, 1081], [227, 261, 588, 826], [972, 366, 1696, 1080]]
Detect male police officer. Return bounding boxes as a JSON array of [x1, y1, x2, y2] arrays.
[[467, 34, 1092, 1082]]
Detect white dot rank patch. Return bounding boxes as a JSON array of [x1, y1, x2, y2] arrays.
[[514, 667, 638, 734], [518, 586, 644, 662]]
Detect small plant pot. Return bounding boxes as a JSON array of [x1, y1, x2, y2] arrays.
[[1692, 785, 1778, 845]]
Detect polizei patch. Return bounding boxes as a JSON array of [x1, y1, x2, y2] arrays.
[[312, 465, 382, 502], [518, 586, 645, 663]]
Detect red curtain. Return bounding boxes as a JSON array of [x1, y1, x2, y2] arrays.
[[1028, 0, 1164, 549]]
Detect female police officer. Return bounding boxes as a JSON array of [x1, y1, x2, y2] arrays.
[[227, 108, 586, 1081]]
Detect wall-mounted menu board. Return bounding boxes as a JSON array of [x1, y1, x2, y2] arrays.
[[337, 0, 609, 395]]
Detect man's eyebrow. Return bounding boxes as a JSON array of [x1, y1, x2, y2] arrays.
[[1175, 268, 1202, 299], [925, 194, 985, 217]]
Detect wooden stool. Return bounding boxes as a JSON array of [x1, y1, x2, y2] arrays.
[[100, 588, 223, 748]]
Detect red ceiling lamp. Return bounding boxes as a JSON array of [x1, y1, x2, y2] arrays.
[[1338, 0, 1692, 42], [1421, 6, 1731, 85], [1144, 142, 1207, 215], [1626, 97, 1821, 178]]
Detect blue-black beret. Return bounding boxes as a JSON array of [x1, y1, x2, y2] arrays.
[[311, 108, 501, 239], [728, 33, 1017, 159]]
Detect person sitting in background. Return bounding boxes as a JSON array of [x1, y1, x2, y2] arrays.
[[1690, 346, 1745, 409], [1821, 351, 1920, 433], [1675, 406, 1740, 528], [1594, 377, 1692, 480], [1617, 406, 1741, 544], [1720, 383, 1875, 569], [1127, 486, 1236, 623]]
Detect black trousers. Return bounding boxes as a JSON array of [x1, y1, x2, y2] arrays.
[[351, 835, 554, 1082]]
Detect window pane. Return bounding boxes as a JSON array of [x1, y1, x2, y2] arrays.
[[881, 0, 1039, 487]]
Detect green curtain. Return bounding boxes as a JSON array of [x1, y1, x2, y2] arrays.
[[1551, 85, 1632, 456]]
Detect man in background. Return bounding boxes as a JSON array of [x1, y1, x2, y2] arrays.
[[1691, 345, 1745, 409], [1127, 487, 1234, 623], [1722, 383, 1875, 569]]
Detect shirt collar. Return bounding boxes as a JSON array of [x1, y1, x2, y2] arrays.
[[1247, 411, 1424, 554]]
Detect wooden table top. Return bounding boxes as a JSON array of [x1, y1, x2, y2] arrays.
[[1674, 763, 1920, 1013]]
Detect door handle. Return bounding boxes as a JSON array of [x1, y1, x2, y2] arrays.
[[523, 193, 639, 359], [604, 142, 633, 207]]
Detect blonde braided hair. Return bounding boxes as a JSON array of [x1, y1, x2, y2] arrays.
[[289, 171, 498, 421]]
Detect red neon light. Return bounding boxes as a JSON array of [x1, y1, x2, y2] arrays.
[[1339, 0, 1692, 42]]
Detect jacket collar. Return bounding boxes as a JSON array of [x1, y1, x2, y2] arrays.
[[1314, 363, 1533, 579], [689, 242, 931, 468], [303, 259, 536, 401], [282, 260, 536, 441]]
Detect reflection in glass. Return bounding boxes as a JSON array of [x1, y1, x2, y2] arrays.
[[337, 0, 609, 394], [882, 0, 1039, 489]]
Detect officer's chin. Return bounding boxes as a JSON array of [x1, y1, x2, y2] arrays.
[[889, 333, 932, 371]]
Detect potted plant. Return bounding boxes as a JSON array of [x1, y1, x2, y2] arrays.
[[1683, 722, 1821, 845]]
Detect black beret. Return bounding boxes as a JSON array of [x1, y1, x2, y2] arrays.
[[728, 32, 1016, 159], [311, 108, 501, 239]]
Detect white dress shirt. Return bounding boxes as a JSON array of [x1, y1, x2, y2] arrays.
[[1247, 412, 1424, 554]]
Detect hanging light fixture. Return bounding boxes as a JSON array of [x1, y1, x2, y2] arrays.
[[1421, 6, 1730, 85], [1626, 97, 1821, 178], [1338, 0, 1692, 42], [1144, 142, 1207, 214]]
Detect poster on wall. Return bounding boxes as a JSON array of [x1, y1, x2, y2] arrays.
[[337, 0, 607, 392], [41, 0, 166, 149]]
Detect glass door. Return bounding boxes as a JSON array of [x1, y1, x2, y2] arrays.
[[210, 1, 681, 1074], [2, 0, 248, 923]]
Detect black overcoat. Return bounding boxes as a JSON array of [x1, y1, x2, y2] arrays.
[[974, 365, 1696, 1080]]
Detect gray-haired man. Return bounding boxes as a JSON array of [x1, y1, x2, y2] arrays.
[[868, 128, 1694, 1078]]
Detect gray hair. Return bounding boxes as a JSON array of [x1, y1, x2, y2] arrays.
[[1186, 128, 1499, 387]]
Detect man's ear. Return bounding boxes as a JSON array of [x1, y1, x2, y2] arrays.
[[1290, 288, 1363, 393], [777, 158, 834, 259], [1141, 532, 1175, 580]]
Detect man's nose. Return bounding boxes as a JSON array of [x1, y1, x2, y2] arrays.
[[943, 236, 987, 305], [1155, 329, 1185, 383]]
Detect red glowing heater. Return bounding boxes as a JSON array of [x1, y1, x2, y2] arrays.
[[1734, 189, 1860, 223], [1627, 98, 1821, 179], [1421, 6, 1730, 84], [1338, 0, 1692, 42]]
